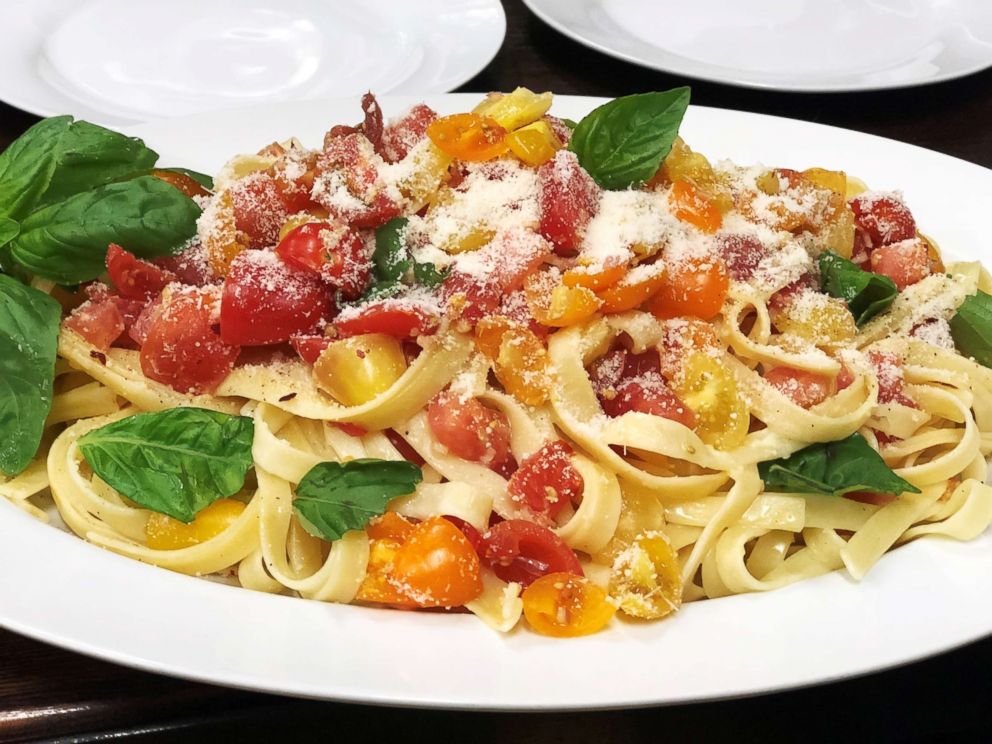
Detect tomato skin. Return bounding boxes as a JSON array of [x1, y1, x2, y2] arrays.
[[868, 350, 915, 407], [481, 519, 583, 587], [442, 515, 485, 554], [106, 244, 176, 299], [384, 429, 426, 466], [836, 364, 855, 391], [140, 289, 240, 394], [154, 244, 217, 287], [507, 441, 583, 522], [648, 255, 729, 320], [718, 234, 766, 281], [275, 222, 371, 299], [150, 169, 210, 199], [869, 239, 930, 291], [220, 250, 332, 346], [763, 366, 831, 408], [381, 104, 437, 163], [64, 299, 125, 351], [603, 376, 696, 427], [538, 150, 600, 256], [334, 300, 438, 338], [389, 516, 483, 607], [229, 173, 290, 249], [426, 390, 513, 472], [290, 333, 331, 364], [850, 194, 916, 247], [426, 113, 508, 162], [522, 572, 615, 637]]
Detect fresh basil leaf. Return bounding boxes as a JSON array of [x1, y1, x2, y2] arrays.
[[294, 459, 422, 542], [362, 216, 446, 299], [0, 116, 72, 221], [561, 118, 578, 130], [78, 408, 255, 523], [759, 433, 920, 498], [567, 88, 691, 190], [0, 117, 159, 220], [0, 217, 19, 247], [819, 251, 897, 326], [36, 120, 159, 208], [413, 261, 448, 288], [9, 175, 200, 284], [950, 290, 992, 368], [160, 167, 214, 191], [0, 275, 61, 475]]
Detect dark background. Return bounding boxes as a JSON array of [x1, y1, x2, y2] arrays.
[[4, 1, 992, 741]]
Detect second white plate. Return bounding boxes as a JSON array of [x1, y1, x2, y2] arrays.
[[524, 0, 992, 92], [1, 0, 505, 127]]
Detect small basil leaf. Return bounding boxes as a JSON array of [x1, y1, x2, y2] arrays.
[[561, 118, 578, 130], [567, 88, 691, 190], [160, 167, 214, 191], [373, 217, 412, 283], [0, 275, 61, 475], [819, 251, 897, 326], [950, 290, 992, 368], [0, 217, 20, 247], [758, 433, 920, 498], [10, 175, 201, 284], [413, 260, 448, 288], [293, 459, 422, 542], [78, 408, 255, 523]]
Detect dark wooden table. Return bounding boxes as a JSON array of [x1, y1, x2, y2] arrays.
[[4, 1, 992, 741]]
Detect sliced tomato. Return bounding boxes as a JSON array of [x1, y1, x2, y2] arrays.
[[153, 243, 216, 287], [718, 234, 766, 281], [767, 274, 818, 315], [275, 221, 371, 299], [314, 133, 401, 229], [849, 194, 916, 247], [229, 173, 290, 249], [426, 390, 513, 472], [507, 441, 583, 522], [538, 150, 600, 256], [869, 239, 930, 291], [763, 366, 831, 408], [290, 333, 332, 364], [220, 250, 331, 346], [335, 299, 438, 338], [381, 104, 437, 163], [481, 519, 583, 587], [106, 243, 176, 299], [64, 299, 125, 351], [601, 374, 696, 427], [140, 289, 239, 394]]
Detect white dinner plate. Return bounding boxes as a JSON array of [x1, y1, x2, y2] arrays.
[[523, 0, 992, 92], [0, 0, 504, 128], [2, 94, 992, 709]]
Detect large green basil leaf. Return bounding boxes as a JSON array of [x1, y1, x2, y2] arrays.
[[0, 275, 61, 475], [78, 408, 255, 523], [819, 251, 897, 326], [950, 290, 992, 368], [9, 175, 200, 284], [0, 116, 159, 221], [294, 459, 422, 542], [758, 433, 920, 498], [567, 88, 691, 190], [358, 217, 447, 302]]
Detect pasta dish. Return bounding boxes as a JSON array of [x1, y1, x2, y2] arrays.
[[1, 88, 990, 637]]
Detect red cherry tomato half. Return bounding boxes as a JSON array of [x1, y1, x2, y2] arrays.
[[335, 299, 438, 338], [275, 222, 370, 299], [106, 243, 176, 300], [538, 150, 599, 256], [507, 441, 583, 522], [849, 194, 916, 247], [220, 250, 332, 346], [426, 390, 513, 472], [869, 240, 930, 291], [763, 366, 831, 408], [481, 519, 583, 587], [64, 299, 125, 352]]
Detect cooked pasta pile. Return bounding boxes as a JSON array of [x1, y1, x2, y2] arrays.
[[3, 88, 991, 637]]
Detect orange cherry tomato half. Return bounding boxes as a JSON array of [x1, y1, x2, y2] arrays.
[[669, 179, 722, 233], [597, 264, 668, 314], [648, 255, 729, 321], [427, 113, 509, 162], [522, 572, 616, 638], [366, 511, 416, 542], [562, 262, 627, 292], [390, 516, 484, 608]]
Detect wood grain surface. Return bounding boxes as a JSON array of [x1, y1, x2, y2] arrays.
[[3, 1, 992, 741]]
